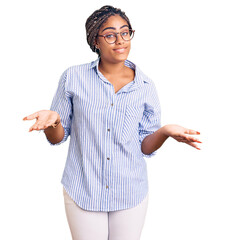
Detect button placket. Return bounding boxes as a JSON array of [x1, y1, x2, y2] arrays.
[[104, 93, 115, 205]]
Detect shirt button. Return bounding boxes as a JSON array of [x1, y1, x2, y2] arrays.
[[107, 157, 110, 160], [106, 185, 109, 189], [111, 103, 113, 106], [107, 128, 110, 132]]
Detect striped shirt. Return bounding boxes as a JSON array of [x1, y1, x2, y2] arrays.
[[49, 58, 161, 212]]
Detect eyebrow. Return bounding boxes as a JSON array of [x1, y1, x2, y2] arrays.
[[101, 24, 129, 33]]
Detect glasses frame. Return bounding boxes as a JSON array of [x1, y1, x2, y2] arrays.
[[97, 29, 135, 44]]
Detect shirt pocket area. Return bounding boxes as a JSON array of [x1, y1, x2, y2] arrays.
[[119, 105, 142, 143]]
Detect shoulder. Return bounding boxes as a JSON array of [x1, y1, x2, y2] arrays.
[[63, 60, 95, 75], [58, 60, 97, 89]]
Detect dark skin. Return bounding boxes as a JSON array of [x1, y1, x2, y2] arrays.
[[96, 15, 135, 94], [23, 15, 202, 151], [98, 63, 135, 94]]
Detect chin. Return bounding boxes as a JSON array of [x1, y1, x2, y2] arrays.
[[100, 50, 130, 64], [114, 54, 128, 62], [112, 52, 130, 63]]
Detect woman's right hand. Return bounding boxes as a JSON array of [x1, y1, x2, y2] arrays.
[[23, 110, 60, 132]]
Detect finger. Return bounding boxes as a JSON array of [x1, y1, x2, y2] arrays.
[[29, 121, 44, 132], [29, 120, 54, 132], [29, 125, 43, 132], [179, 136, 202, 149], [176, 133, 201, 142], [176, 136, 202, 145], [29, 125, 36, 132], [193, 139, 202, 143], [175, 135, 196, 142], [184, 129, 200, 135], [186, 142, 201, 150], [185, 136, 202, 143], [184, 129, 195, 134], [29, 123, 39, 132], [23, 112, 39, 121]]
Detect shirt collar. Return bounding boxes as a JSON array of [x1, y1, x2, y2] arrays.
[[90, 58, 100, 69], [89, 58, 151, 92]]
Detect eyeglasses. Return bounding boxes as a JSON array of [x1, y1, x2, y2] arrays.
[[98, 29, 135, 44]]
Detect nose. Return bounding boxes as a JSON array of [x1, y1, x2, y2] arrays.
[[115, 32, 124, 44]]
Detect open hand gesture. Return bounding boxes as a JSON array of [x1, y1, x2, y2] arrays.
[[23, 110, 60, 132], [163, 124, 202, 150]]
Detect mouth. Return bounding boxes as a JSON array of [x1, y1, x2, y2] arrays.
[[113, 47, 127, 53]]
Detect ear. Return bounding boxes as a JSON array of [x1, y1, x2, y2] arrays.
[[94, 38, 99, 49]]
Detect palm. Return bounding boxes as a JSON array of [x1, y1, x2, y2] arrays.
[[165, 125, 201, 150], [23, 110, 59, 132]]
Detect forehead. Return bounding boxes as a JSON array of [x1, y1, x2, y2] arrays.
[[99, 15, 129, 31]]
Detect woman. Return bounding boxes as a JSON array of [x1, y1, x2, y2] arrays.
[[23, 5, 201, 240]]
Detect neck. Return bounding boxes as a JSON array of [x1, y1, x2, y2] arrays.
[[98, 58, 127, 75]]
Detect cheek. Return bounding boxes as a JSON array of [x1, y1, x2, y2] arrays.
[[127, 43, 131, 52], [99, 43, 114, 55], [98, 39, 110, 51]]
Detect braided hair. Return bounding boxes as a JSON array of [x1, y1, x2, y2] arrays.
[[85, 5, 132, 56]]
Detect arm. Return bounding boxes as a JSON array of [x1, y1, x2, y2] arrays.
[[141, 124, 201, 155], [44, 122, 65, 144], [23, 69, 72, 145]]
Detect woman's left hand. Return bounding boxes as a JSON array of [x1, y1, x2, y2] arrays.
[[163, 124, 202, 150]]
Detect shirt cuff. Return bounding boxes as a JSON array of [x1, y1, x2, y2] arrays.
[[45, 126, 70, 146], [139, 133, 157, 158]]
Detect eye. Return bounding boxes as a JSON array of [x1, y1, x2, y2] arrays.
[[105, 33, 115, 39], [121, 31, 129, 36]]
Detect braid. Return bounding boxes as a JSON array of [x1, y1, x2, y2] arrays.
[[85, 5, 132, 56]]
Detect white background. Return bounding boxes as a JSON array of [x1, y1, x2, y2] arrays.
[[1, 0, 225, 239]]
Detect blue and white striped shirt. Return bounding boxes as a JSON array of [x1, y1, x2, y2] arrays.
[[49, 58, 161, 211]]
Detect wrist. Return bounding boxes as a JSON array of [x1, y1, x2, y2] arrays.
[[48, 112, 61, 128], [161, 125, 171, 138], [51, 120, 60, 128], [52, 115, 61, 128]]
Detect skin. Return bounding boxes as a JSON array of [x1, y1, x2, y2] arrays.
[[23, 14, 202, 151], [96, 15, 135, 93], [23, 110, 64, 144]]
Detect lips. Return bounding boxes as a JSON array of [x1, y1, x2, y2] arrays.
[[113, 47, 127, 53]]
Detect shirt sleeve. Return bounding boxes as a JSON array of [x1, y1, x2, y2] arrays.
[[139, 80, 161, 158], [47, 69, 73, 145]]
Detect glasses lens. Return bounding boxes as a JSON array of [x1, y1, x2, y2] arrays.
[[105, 33, 117, 44], [129, 30, 134, 40], [121, 30, 130, 41], [121, 29, 134, 41]]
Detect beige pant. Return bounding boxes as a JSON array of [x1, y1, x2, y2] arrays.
[[63, 188, 149, 240]]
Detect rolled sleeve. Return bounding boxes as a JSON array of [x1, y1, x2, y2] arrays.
[[47, 69, 73, 145], [139, 80, 161, 158]]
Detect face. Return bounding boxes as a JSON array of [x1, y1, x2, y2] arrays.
[[95, 15, 131, 64]]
